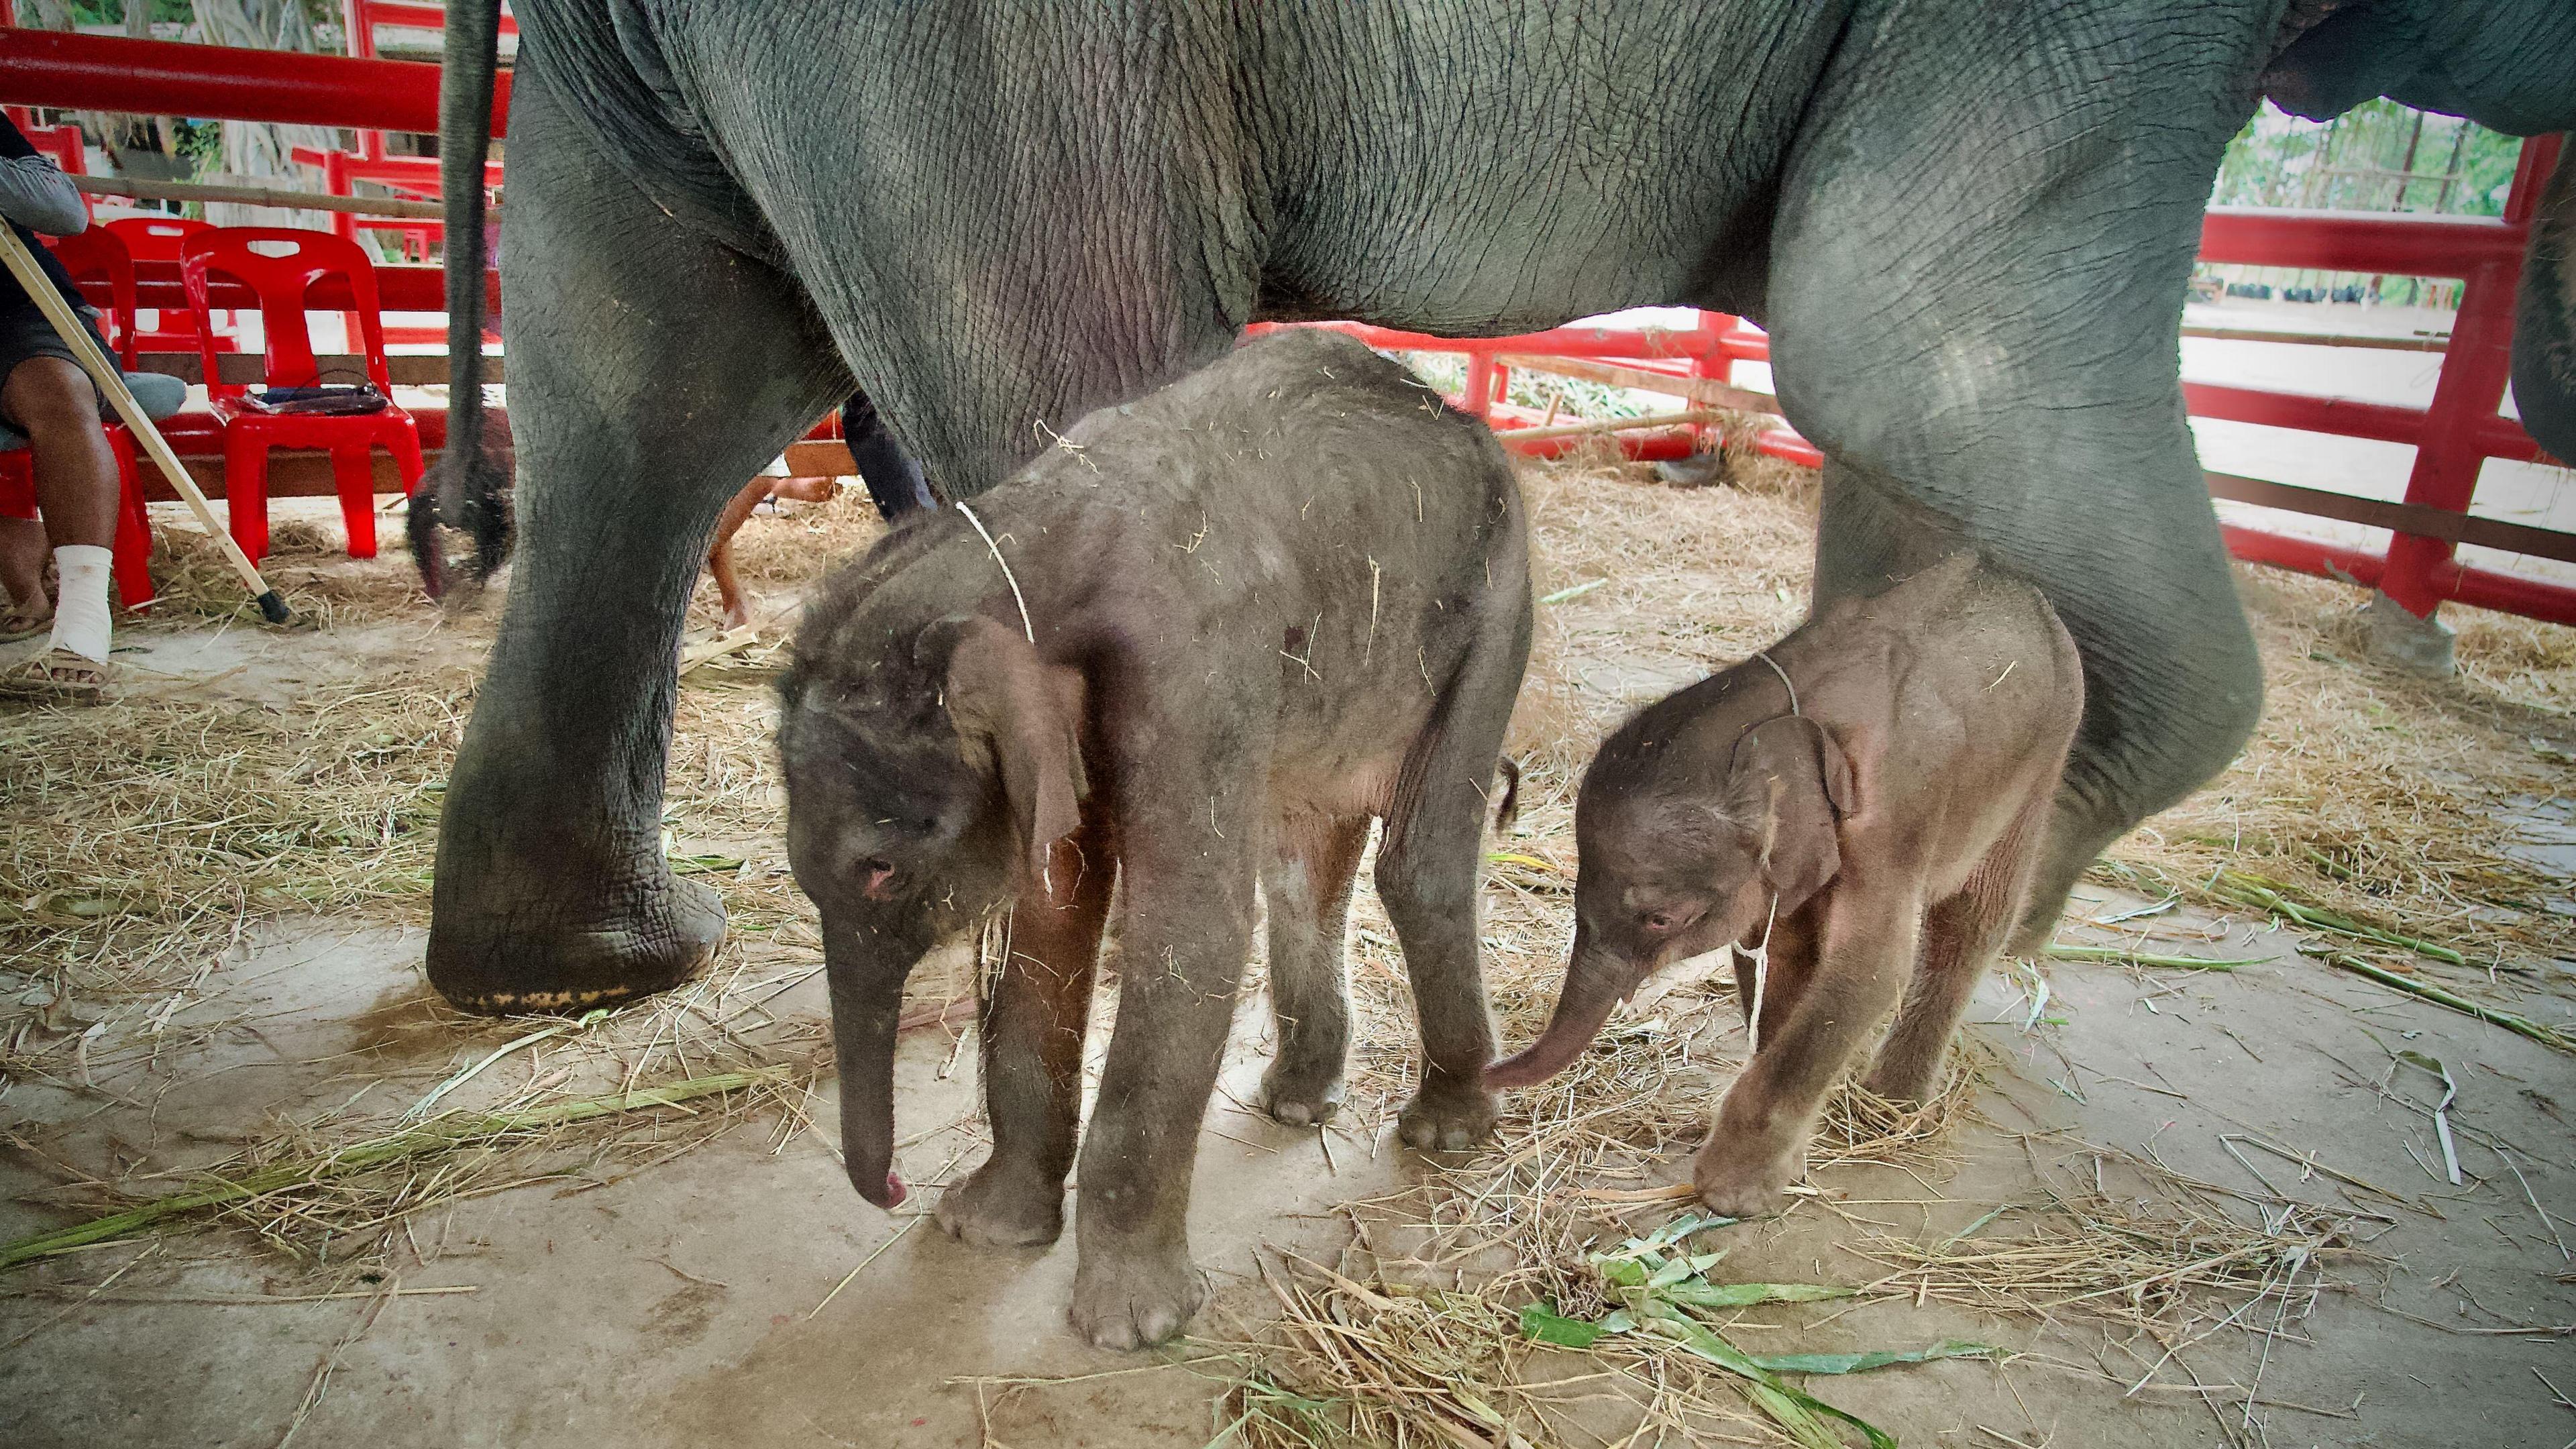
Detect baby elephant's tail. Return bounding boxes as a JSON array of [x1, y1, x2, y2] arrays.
[[1492, 755, 1521, 833]]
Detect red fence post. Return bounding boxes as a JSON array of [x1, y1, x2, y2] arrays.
[[2379, 134, 2561, 619], [1689, 310, 1727, 451], [1462, 354, 1496, 421]]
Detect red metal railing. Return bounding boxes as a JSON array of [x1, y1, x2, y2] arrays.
[[2196, 134, 2569, 625], [5, 28, 2566, 621], [0, 27, 506, 136], [1250, 312, 1821, 466]]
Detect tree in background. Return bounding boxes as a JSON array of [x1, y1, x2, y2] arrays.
[[182, 0, 341, 228], [2208, 100, 2528, 309], [2216, 99, 2524, 217]]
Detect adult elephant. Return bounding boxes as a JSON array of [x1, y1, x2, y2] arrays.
[[413, 0, 2575, 1014]]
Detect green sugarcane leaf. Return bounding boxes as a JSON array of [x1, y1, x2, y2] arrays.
[[1661, 1280, 1859, 1309], [1646, 1255, 1698, 1289], [1518, 1303, 1609, 1348], [1597, 1256, 1649, 1288], [1641, 1303, 1897, 1449], [1751, 1340, 2005, 1375]]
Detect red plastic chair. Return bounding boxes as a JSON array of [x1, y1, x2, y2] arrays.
[[180, 227, 425, 565], [103, 216, 239, 357], [0, 228, 158, 608]]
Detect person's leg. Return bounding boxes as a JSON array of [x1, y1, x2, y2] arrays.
[[0, 515, 48, 628], [704, 476, 771, 633], [3, 354, 116, 666]]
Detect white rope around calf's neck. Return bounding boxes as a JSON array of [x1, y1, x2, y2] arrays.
[[1752, 649, 1799, 716], [1739, 890, 1782, 1056], [957, 500, 1037, 644]]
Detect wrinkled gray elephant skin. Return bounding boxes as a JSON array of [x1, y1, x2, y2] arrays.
[[777, 329, 1529, 1346], [417, 0, 2576, 1014]]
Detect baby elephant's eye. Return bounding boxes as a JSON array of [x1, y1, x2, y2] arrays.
[[1641, 910, 1678, 932]]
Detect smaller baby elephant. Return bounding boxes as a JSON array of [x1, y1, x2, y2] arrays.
[[1488, 554, 2082, 1216]]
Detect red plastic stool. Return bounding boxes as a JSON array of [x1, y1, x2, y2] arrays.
[[179, 227, 425, 565]]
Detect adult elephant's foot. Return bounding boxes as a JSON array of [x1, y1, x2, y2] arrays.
[[935, 1157, 1065, 1249], [426, 865, 726, 1015], [1068, 1236, 1208, 1350]]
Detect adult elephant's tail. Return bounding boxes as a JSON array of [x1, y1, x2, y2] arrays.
[[410, 0, 511, 598]]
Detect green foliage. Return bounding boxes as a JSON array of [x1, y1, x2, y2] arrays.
[[173, 118, 223, 180], [1511, 1212, 2005, 1449], [2214, 100, 2525, 217], [64, 0, 191, 23]]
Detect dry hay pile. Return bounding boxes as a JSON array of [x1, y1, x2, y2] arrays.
[[0, 490, 926, 1278], [2100, 566, 2576, 1025], [130, 515, 445, 633]]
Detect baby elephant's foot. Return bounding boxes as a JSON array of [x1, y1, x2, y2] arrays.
[[1256, 1058, 1346, 1128], [1069, 1240, 1209, 1350], [934, 1157, 1065, 1249], [1396, 1079, 1497, 1152], [1860, 1053, 1945, 1106], [1692, 1135, 1803, 1219]]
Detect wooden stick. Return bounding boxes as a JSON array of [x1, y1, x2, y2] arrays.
[[2310, 947, 2575, 1055], [2179, 324, 2445, 352], [0, 224, 288, 623], [72, 174, 475, 222], [1497, 408, 1723, 443]]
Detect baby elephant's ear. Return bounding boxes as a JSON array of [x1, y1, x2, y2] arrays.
[[928, 615, 1089, 883], [1725, 716, 1858, 908]]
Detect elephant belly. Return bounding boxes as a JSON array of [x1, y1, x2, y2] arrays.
[[1267, 743, 1412, 828], [1258, 0, 1851, 330]]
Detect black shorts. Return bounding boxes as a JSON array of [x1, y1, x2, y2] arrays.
[[0, 304, 103, 419]]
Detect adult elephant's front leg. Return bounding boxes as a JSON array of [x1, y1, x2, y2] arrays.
[[1766, 1, 2272, 945], [426, 73, 845, 1013]]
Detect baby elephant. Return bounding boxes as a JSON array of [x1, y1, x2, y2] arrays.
[[779, 328, 1530, 1348], [1488, 554, 2080, 1216]]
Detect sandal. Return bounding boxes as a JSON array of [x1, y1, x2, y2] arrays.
[[0, 646, 111, 704], [0, 607, 49, 644]]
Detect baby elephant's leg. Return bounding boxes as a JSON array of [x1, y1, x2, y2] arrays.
[[1698, 879, 1921, 1217], [1865, 801, 2045, 1102], [1376, 818, 1499, 1151], [1258, 814, 1370, 1126], [937, 830, 1112, 1248]]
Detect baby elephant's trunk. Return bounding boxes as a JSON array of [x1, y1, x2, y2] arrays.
[[1487, 934, 1637, 1088], [828, 941, 916, 1210]]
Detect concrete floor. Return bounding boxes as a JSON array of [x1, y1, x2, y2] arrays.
[[5, 879, 2573, 1448]]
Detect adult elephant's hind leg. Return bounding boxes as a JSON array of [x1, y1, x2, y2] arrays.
[[1769, 2, 2269, 950], [426, 75, 845, 1012]]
